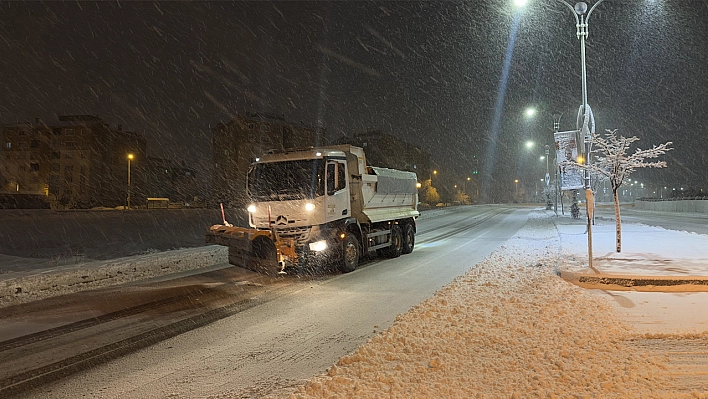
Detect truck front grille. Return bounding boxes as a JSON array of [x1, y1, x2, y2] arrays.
[[273, 226, 312, 244]]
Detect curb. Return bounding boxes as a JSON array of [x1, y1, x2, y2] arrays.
[[559, 270, 708, 292]]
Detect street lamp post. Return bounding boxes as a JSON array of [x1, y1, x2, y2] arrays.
[[554, 0, 605, 269], [127, 153, 134, 210]]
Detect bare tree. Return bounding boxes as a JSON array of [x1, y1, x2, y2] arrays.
[[565, 129, 672, 252]]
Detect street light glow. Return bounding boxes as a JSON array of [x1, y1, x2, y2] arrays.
[[514, 0, 528, 7], [525, 107, 536, 118], [525, 141, 534, 149], [128, 153, 134, 160]]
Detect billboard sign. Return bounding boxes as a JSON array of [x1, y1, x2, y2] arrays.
[[554, 130, 584, 191]]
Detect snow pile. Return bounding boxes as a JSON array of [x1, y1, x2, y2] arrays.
[[284, 213, 696, 399], [0, 246, 227, 308]]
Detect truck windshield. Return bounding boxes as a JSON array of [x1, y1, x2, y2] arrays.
[[248, 159, 325, 201]]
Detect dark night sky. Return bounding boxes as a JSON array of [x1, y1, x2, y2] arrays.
[[1, 1, 706, 200]]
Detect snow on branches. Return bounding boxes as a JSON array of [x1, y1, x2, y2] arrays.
[[562, 129, 672, 253], [588, 129, 673, 192], [562, 129, 673, 193]]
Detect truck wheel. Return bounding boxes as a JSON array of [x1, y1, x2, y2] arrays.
[[339, 235, 359, 273], [402, 224, 415, 254], [383, 225, 403, 258]]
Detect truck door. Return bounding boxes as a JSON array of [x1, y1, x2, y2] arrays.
[[325, 160, 350, 223]]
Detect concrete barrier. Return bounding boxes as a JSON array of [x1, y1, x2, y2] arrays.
[[634, 199, 708, 214]]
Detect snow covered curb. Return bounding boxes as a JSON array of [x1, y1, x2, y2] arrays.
[[282, 211, 684, 399], [0, 245, 227, 308], [560, 270, 708, 292]]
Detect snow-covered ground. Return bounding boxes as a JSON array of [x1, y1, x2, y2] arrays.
[[279, 210, 708, 399]]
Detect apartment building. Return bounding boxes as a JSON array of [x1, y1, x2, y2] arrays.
[[211, 112, 320, 208], [1, 115, 146, 208]]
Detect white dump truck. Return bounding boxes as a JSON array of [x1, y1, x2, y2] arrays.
[[206, 145, 419, 274]]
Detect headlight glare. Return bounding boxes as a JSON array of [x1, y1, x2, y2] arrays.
[[247, 205, 257, 213], [309, 240, 327, 252]]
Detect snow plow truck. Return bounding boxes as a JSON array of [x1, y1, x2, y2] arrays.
[[205, 145, 419, 274]]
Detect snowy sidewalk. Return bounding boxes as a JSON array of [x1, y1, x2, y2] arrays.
[[283, 210, 708, 399], [554, 211, 708, 291]]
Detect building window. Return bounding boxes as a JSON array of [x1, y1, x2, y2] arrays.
[[4, 142, 10, 149], [53, 128, 62, 135], [31, 140, 40, 148], [81, 128, 89, 135], [64, 152, 73, 159], [18, 130, 26, 136], [63, 141, 75, 148], [52, 163, 60, 172], [248, 123, 255, 130], [18, 142, 27, 149], [51, 152, 60, 159], [65, 129, 75, 136], [30, 163, 40, 172], [64, 165, 74, 174]]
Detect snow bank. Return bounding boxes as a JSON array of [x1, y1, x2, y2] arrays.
[[0, 246, 227, 308], [283, 212, 704, 399]]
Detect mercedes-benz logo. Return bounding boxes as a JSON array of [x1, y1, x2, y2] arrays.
[[275, 215, 288, 225]]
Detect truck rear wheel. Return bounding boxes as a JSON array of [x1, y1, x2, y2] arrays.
[[339, 235, 359, 273], [382, 225, 403, 258], [402, 223, 415, 254]]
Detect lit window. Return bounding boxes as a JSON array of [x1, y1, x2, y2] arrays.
[[5, 142, 11, 149]]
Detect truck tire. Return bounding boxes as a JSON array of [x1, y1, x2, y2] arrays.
[[383, 225, 403, 258], [339, 235, 360, 273], [402, 223, 415, 254]]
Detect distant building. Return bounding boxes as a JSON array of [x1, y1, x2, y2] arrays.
[[334, 130, 429, 177], [1, 115, 146, 208], [211, 112, 320, 208], [144, 157, 200, 205]]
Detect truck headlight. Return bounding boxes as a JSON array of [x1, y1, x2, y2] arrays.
[[309, 240, 327, 252], [247, 205, 256, 213], [305, 203, 315, 211]]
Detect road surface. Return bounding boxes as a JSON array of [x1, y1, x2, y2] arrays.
[[2, 205, 529, 398]]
